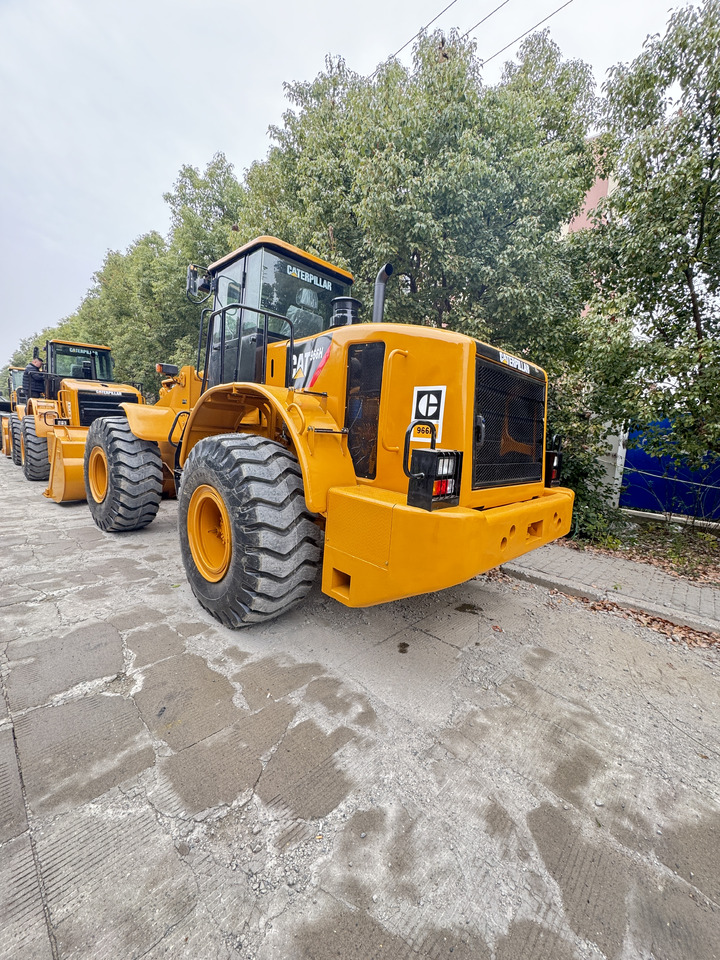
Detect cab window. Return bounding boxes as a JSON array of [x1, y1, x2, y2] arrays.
[[51, 345, 113, 380], [258, 250, 351, 339]]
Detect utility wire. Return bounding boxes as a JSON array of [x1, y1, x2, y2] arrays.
[[370, 0, 462, 78], [460, 0, 513, 39], [479, 0, 575, 65]]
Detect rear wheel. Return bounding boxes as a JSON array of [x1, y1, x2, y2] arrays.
[[178, 434, 322, 627], [22, 417, 50, 481], [10, 414, 22, 466], [84, 417, 163, 531]]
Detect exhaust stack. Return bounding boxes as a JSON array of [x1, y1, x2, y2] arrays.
[[372, 263, 394, 324]]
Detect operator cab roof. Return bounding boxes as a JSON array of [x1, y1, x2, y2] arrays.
[[48, 339, 112, 351], [208, 236, 353, 286]]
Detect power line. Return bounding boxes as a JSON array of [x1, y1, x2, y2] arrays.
[[479, 0, 576, 66], [461, 0, 513, 40], [370, 0, 462, 78]]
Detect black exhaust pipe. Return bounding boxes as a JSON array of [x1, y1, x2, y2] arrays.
[[372, 263, 393, 324]]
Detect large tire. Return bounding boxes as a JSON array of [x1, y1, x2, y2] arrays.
[[22, 417, 50, 481], [10, 414, 22, 466], [178, 434, 322, 627], [84, 417, 163, 531]]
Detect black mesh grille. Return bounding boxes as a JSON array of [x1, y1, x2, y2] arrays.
[[77, 391, 138, 427], [345, 342, 385, 479], [473, 357, 545, 489]]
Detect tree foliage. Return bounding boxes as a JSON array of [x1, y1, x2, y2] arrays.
[[586, 0, 720, 467], [238, 30, 597, 360]]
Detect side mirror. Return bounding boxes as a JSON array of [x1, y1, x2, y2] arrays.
[[32, 346, 40, 359], [187, 264, 211, 297]]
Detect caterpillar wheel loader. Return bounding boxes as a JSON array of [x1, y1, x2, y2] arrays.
[[15, 340, 148, 499], [1, 366, 24, 461], [85, 236, 573, 627]]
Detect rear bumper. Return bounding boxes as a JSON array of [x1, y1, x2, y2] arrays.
[[322, 485, 574, 607]]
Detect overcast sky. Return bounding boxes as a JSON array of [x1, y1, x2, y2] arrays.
[[0, 0, 676, 362]]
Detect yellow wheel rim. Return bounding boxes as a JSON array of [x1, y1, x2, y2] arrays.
[[187, 484, 232, 582], [88, 446, 108, 503]]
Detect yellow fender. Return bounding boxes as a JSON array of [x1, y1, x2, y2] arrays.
[[122, 400, 192, 496], [121, 403, 183, 443], [179, 383, 357, 515]]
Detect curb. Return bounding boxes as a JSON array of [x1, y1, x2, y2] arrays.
[[503, 564, 720, 637]]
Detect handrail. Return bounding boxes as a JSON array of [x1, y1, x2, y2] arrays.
[[202, 302, 297, 394], [403, 419, 437, 478], [167, 409, 191, 448], [196, 307, 210, 372], [287, 402, 306, 435]]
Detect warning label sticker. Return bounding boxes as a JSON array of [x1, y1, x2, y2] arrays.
[[411, 385, 447, 443]]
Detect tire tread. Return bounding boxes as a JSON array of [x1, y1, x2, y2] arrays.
[[84, 417, 163, 531], [22, 418, 50, 481], [179, 434, 322, 627]]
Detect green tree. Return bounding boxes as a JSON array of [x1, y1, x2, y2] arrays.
[[164, 152, 246, 267], [238, 31, 597, 350], [70, 230, 206, 397], [587, 0, 720, 467]]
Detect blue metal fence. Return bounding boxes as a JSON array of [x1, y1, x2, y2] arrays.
[[620, 424, 720, 520]]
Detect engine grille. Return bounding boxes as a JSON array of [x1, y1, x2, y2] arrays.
[[77, 391, 138, 427], [472, 355, 545, 489]]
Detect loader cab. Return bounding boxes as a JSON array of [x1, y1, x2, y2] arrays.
[[47, 340, 113, 379], [44, 340, 114, 398], [202, 237, 353, 390]]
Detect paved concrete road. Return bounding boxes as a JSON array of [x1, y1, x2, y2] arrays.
[[1, 456, 719, 960]]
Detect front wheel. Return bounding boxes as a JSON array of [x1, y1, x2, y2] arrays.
[[22, 417, 50, 481], [10, 414, 22, 466], [178, 434, 322, 627], [84, 417, 163, 531]]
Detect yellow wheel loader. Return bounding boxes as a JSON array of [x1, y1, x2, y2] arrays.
[[15, 340, 147, 500], [1, 367, 24, 460], [93, 236, 573, 626]]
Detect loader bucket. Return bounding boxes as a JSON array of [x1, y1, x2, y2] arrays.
[[43, 429, 87, 503]]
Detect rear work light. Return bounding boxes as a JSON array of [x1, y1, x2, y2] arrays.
[[544, 434, 563, 486], [403, 420, 463, 511]]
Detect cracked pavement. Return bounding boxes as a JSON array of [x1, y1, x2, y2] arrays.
[[1, 455, 719, 960]]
